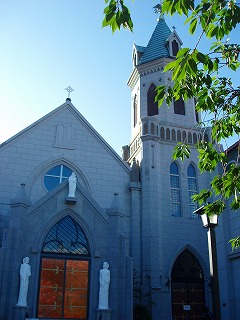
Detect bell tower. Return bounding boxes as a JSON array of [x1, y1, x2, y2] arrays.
[[125, 11, 205, 165], [126, 9, 212, 320]]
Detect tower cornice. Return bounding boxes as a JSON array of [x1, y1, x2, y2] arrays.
[[127, 56, 174, 90], [127, 67, 140, 90]]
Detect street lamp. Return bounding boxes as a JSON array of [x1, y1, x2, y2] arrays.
[[193, 206, 221, 320]]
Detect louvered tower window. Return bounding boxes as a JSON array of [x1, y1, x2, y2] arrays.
[[147, 84, 158, 116], [174, 98, 185, 115], [172, 40, 179, 56]]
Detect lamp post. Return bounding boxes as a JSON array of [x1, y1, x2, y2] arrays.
[[193, 206, 221, 320]]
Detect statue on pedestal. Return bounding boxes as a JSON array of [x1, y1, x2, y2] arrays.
[[98, 262, 110, 309], [68, 172, 77, 197], [16, 257, 31, 307]]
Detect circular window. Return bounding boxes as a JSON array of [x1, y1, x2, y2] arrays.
[[44, 165, 72, 191]]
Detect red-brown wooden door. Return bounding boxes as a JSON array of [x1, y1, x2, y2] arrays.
[[38, 258, 89, 319], [171, 250, 205, 320]]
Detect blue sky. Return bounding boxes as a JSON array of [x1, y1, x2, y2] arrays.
[[0, 0, 239, 154]]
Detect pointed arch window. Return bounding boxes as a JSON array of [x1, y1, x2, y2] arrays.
[[38, 216, 90, 319], [147, 84, 158, 116], [170, 162, 181, 217], [172, 40, 179, 56], [187, 164, 198, 218], [172, 250, 203, 280], [133, 94, 138, 127], [174, 98, 185, 115], [42, 216, 90, 255]]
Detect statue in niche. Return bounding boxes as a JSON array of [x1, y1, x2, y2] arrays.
[[98, 262, 110, 309], [68, 172, 77, 197], [16, 257, 31, 306]]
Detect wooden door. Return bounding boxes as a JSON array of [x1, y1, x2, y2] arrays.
[[171, 250, 205, 320]]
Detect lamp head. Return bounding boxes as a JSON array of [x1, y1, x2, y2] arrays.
[[193, 205, 218, 228]]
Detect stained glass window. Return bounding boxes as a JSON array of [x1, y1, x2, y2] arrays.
[[42, 216, 90, 256], [170, 162, 181, 217], [187, 164, 198, 218]]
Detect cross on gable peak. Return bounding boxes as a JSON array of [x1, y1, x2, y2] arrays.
[[65, 86, 74, 101]]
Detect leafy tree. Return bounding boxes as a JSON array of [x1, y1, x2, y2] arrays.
[[103, 1, 240, 249]]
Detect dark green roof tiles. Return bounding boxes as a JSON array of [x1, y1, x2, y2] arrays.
[[138, 17, 171, 65]]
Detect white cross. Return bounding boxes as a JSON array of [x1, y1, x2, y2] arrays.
[[65, 86, 74, 98]]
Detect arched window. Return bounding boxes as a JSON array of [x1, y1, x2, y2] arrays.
[[147, 84, 158, 116], [170, 162, 181, 217], [187, 164, 198, 218], [166, 128, 170, 140], [182, 131, 186, 142], [172, 40, 179, 56], [160, 127, 165, 139], [44, 164, 72, 191], [38, 216, 90, 319], [133, 94, 138, 127], [172, 250, 203, 280], [174, 98, 185, 115], [172, 129, 176, 141], [143, 123, 148, 134], [150, 122, 155, 134], [188, 132, 192, 143], [177, 130, 181, 142], [204, 133, 209, 142], [193, 133, 197, 144]]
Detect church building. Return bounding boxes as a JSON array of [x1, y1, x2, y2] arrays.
[[0, 11, 239, 320]]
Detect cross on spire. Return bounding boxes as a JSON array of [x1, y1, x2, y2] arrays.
[[153, 4, 162, 15], [65, 86, 74, 99], [153, 1, 164, 20]]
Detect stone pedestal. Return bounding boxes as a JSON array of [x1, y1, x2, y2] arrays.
[[65, 197, 77, 204], [96, 308, 112, 320], [13, 305, 30, 320]]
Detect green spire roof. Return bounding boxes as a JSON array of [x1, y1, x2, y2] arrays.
[[138, 17, 172, 65]]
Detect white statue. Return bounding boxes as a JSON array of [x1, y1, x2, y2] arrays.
[[68, 172, 77, 197], [98, 262, 110, 309], [16, 257, 31, 306]]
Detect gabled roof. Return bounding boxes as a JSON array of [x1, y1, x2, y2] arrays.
[[0, 100, 131, 173], [138, 17, 172, 65], [135, 45, 145, 54]]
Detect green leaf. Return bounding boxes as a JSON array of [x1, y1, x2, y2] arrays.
[[173, 143, 190, 161], [176, 47, 191, 58], [196, 52, 207, 64], [229, 237, 240, 250], [189, 18, 197, 34], [192, 189, 212, 204]]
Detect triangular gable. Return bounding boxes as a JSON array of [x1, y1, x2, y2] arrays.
[[0, 100, 131, 173], [167, 29, 183, 46], [132, 44, 146, 67]]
